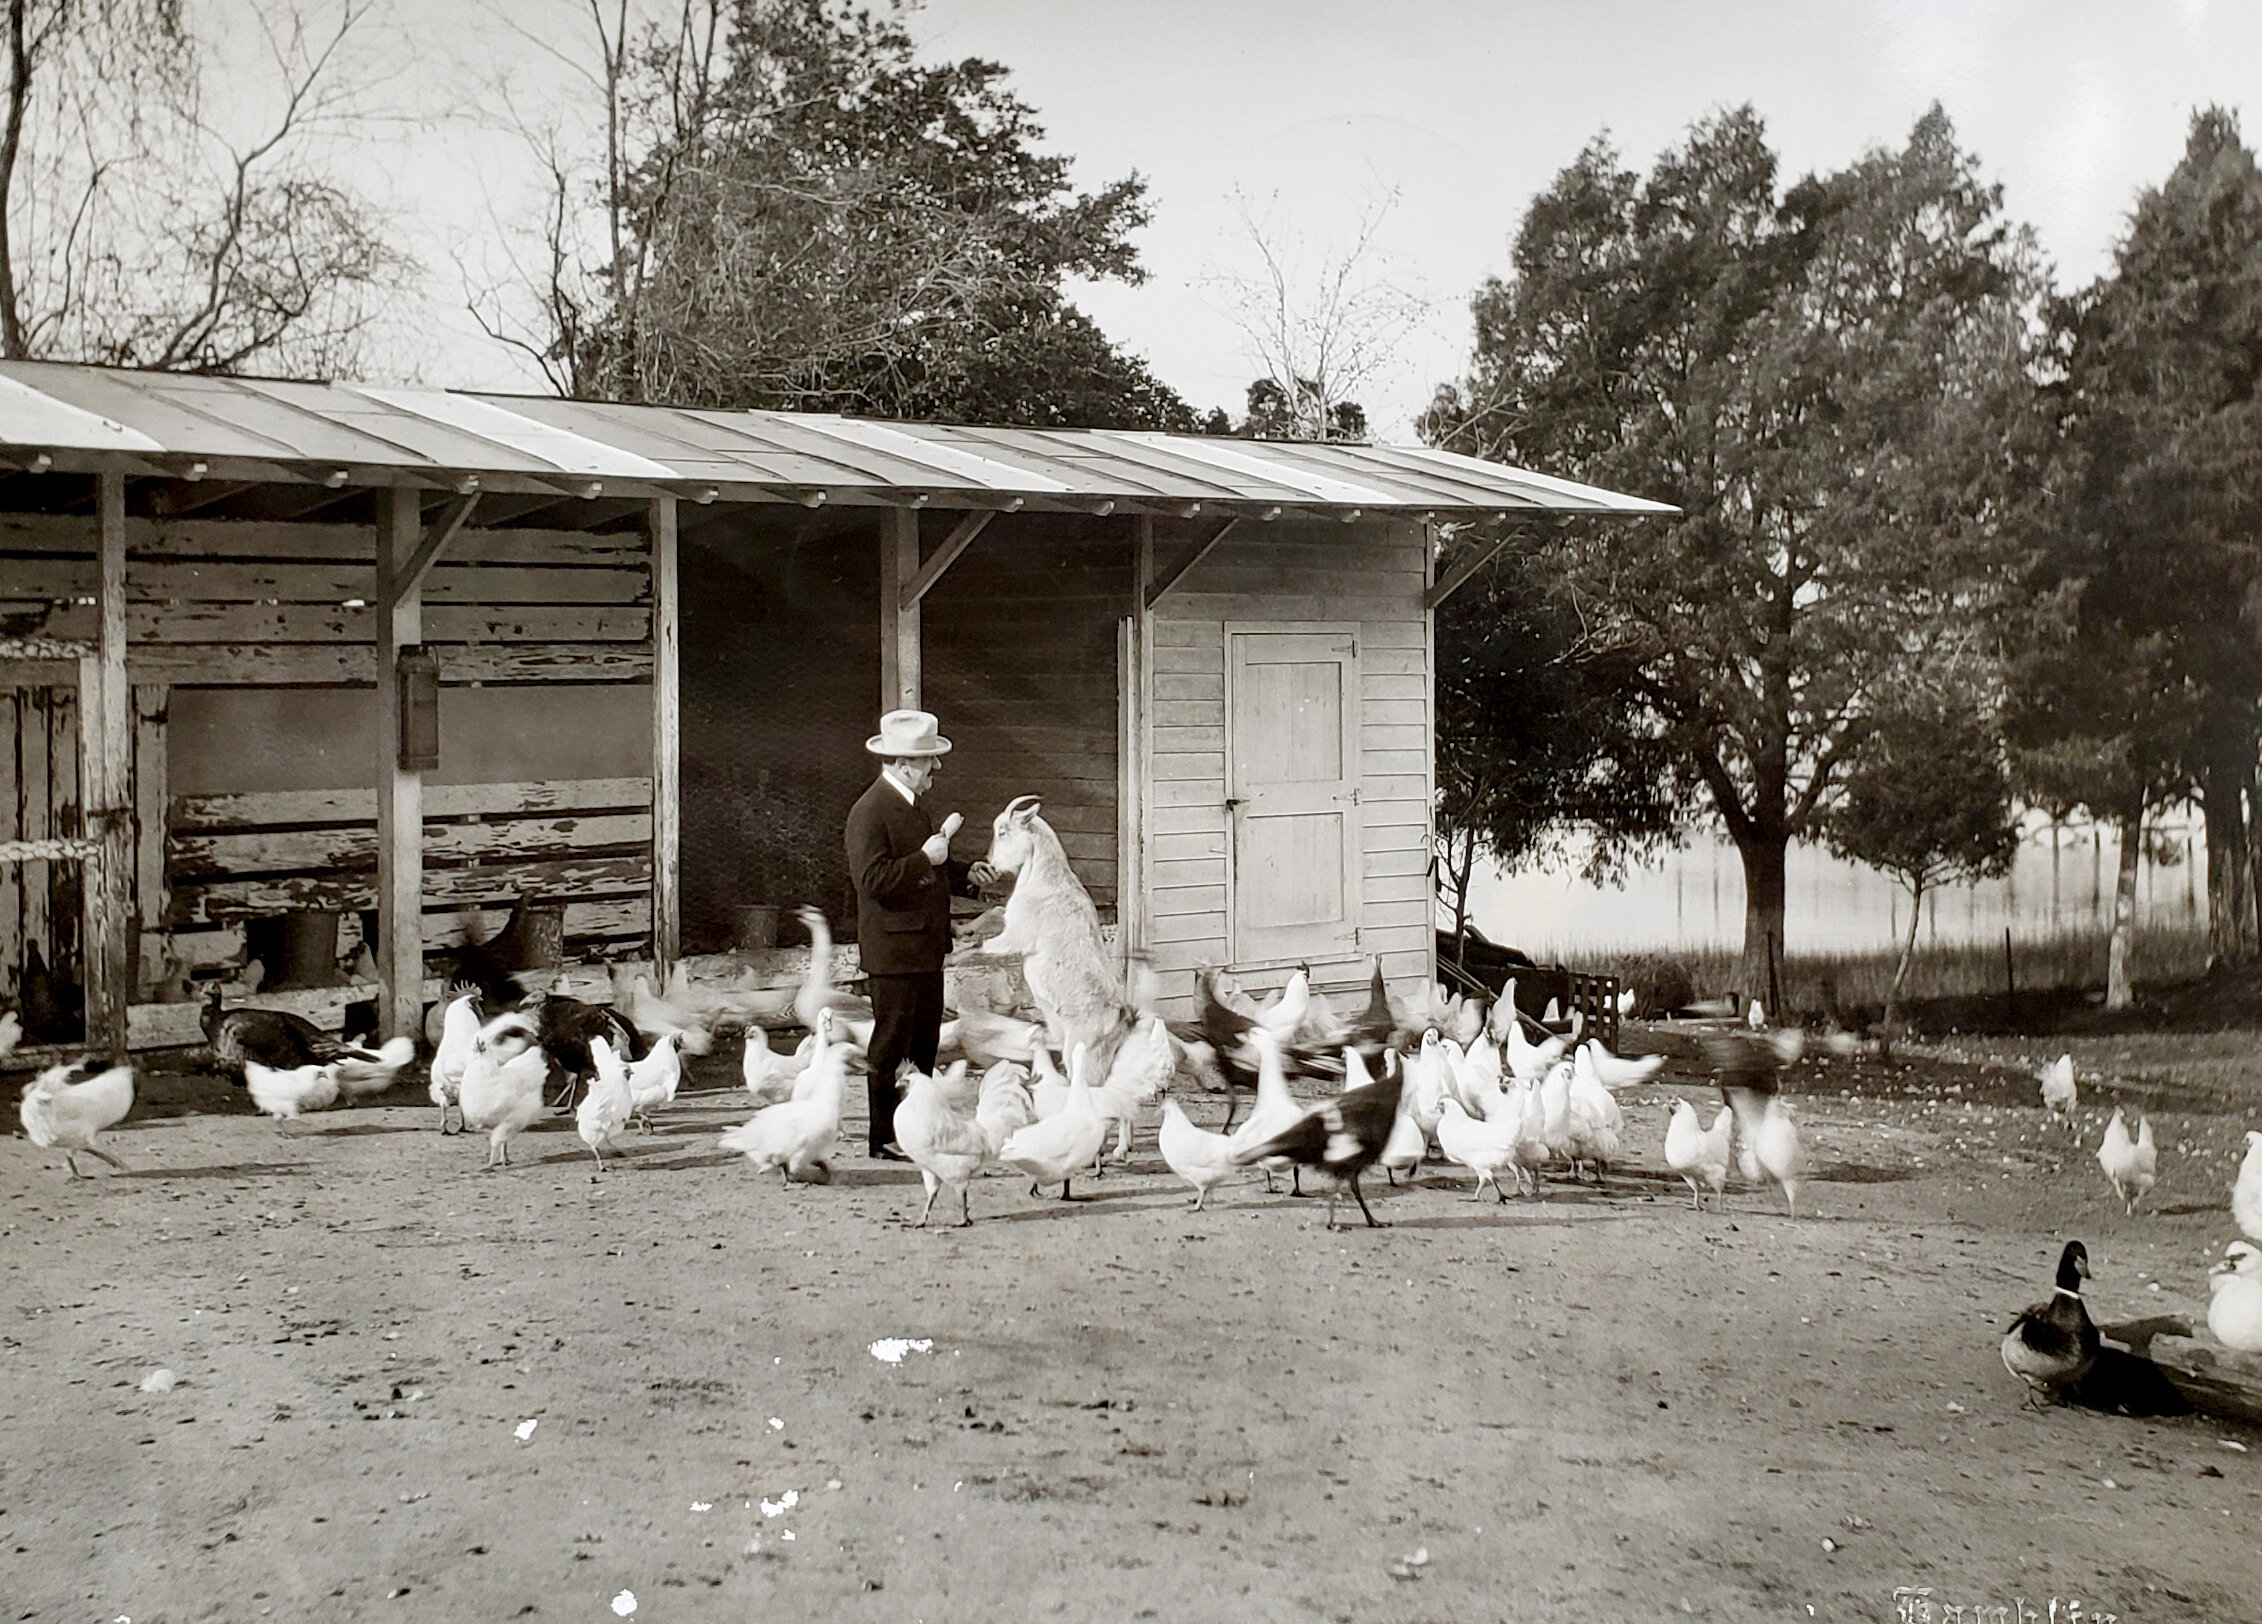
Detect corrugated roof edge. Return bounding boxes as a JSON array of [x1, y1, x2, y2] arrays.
[[0, 359, 1679, 518]]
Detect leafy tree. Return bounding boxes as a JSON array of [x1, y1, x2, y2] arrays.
[[2012, 109, 2262, 988], [1239, 376, 1366, 441], [1432, 527, 1674, 958], [1825, 702, 2017, 1036], [1426, 106, 2044, 996], [483, 0, 1193, 428], [0, 0, 399, 373]]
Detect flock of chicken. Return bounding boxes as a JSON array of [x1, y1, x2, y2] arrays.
[[1995, 1052, 2262, 1418]]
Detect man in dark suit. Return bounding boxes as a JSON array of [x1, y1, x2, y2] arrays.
[[844, 709, 968, 1160]]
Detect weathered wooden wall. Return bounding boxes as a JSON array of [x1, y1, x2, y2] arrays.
[[0, 687, 81, 995], [922, 514, 1127, 910], [1141, 516, 1433, 1006], [1, 509, 655, 993]]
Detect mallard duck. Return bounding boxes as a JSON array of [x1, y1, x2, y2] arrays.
[[2001, 1240, 2101, 1408]]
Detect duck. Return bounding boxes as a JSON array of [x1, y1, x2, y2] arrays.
[[1664, 1098, 1733, 1212], [2094, 1107, 2157, 1215], [2208, 1241, 2262, 1353], [997, 1042, 1109, 1200], [2000, 1240, 2101, 1408], [18, 1058, 134, 1176]]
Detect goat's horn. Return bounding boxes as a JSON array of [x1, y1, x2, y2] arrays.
[[1004, 794, 1042, 820]]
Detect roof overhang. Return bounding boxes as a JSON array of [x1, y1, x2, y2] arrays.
[[0, 360, 1679, 523]]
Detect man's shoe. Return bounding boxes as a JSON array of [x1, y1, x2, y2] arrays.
[[871, 1143, 912, 1162]]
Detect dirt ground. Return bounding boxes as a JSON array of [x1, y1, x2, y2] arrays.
[[5, 1025, 2261, 1624]]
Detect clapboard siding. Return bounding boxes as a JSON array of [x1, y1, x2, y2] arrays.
[[1140, 516, 1433, 1011]]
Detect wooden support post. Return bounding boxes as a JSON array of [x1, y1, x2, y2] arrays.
[[78, 472, 131, 1054], [374, 487, 424, 1043], [649, 495, 681, 980], [1119, 516, 1153, 970], [882, 507, 920, 711], [132, 684, 169, 996], [1421, 532, 1510, 611]]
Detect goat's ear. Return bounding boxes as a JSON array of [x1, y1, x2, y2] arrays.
[[1012, 798, 1042, 826]]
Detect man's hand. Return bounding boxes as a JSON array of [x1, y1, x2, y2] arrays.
[[967, 860, 1000, 888], [921, 812, 962, 866]]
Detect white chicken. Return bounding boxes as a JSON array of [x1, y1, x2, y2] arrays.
[[0, 1008, 22, 1062], [719, 1020, 851, 1184], [1403, 1031, 1451, 1147], [1378, 1083, 1428, 1186], [997, 1042, 1109, 1200], [246, 1060, 340, 1125], [975, 1060, 1037, 1156], [458, 1012, 552, 1170], [612, 969, 716, 1057], [1435, 1096, 1518, 1202], [1505, 1009, 1566, 1086], [1752, 1096, 1804, 1216], [2234, 1130, 2262, 1243], [2038, 1054, 2078, 1126], [429, 991, 482, 1133], [1664, 1098, 1733, 1211], [18, 1059, 134, 1176], [894, 1062, 992, 1227], [329, 1035, 416, 1102], [624, 1030, 684, 1131], [1250, 970, 1311, 1045], [2208, 1242, 2262, 1352], [742, 1029, 799, 1106], [1226, 1028, 1310, 1193], [1580, 1037, 1665, 1090], [1159, 1099, 1241, 1209], [579, 1035, 637, 1165], [2094, 1107, 2157, 1215]]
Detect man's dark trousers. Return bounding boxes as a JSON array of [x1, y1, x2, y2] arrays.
[[865, 971, 945, 1152]]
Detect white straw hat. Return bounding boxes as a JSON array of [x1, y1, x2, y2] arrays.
[[865, 709, 952, 757]]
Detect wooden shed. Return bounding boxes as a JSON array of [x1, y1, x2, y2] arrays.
[[0, 361, 1669, 1050]]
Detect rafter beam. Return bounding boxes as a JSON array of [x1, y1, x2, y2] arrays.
[[904, 509, 994, 604], [1142, 517, 1240, 610], [1422, 534, 1511, 612], [381, 492, 479, 614]]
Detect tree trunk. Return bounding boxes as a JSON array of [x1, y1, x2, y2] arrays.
[[1883, 878, 1924, 1041], [1445, 825, 1475, 967], [1734, 832, 1788, 1012], [2202, 752, 2255, 966], [2105, 810, 2143, 1011]]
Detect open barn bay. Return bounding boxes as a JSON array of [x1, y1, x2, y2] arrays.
[[5, 1040, 2257, 1624]]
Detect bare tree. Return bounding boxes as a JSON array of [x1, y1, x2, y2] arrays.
[[0, 0, 403, 374], [1204, 185, 1432, 440]]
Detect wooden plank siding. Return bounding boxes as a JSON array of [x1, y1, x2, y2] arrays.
[[1140, 516, 1433, 1011], [0, 514, 653, 687], [164, 779, 655, 961], [920, 517, 1128, 910]]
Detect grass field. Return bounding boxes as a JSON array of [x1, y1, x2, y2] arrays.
[[1554, 922, 2216, 1022]]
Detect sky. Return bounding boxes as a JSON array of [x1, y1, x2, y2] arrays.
[[353, 0, 2262, 438]]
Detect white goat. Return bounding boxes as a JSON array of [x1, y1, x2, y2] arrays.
[[969, 795, 1125, 1056]]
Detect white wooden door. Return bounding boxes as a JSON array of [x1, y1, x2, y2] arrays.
[[1226, 626, 1360, 963]]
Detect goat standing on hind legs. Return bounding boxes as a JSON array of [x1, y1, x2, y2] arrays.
[[965, 796, 1128, 1060]]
